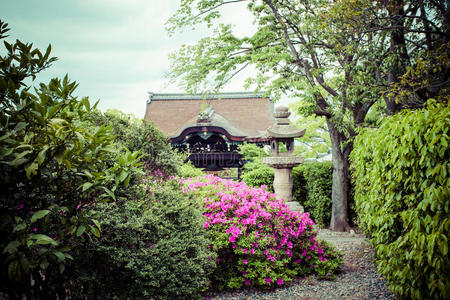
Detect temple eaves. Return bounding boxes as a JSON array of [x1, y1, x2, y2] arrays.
[[147, 91, 267, 103]]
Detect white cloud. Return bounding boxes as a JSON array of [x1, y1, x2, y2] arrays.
[[4, 0, 289, 118]]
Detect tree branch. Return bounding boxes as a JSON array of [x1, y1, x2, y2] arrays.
[[192, 0, 249, 20]]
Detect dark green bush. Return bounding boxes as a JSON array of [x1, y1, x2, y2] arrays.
[[293, 162, 333, 227], [67, 177, 216, 299], [351, 100, 449, 299]]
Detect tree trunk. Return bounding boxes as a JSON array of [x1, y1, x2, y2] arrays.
[[385, 0, 409, 114], [327, 121, 351, 232]]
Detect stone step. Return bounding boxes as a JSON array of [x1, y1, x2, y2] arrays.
[[286, 201, 304, 213]]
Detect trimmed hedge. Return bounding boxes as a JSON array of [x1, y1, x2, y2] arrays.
[[241, 164, 274, 192], [351, 100, 449, 299], [293, 162, 333, 227]]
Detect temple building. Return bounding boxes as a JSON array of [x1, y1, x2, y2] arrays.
[[144, 92, 274, 172]]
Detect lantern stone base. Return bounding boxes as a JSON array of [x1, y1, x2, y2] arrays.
[[286, 201, 304, 213], [262, 164, 304, 213]]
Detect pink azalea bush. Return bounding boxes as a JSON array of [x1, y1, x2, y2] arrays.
[[182, 174, 342, 290]]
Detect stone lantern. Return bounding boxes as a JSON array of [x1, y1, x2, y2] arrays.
[[263, 106, 305, 212]]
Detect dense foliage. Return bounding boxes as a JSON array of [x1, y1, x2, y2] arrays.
[[293, 162, 333, 227], [182, 175, 342, 290], [351, 100, 449, 299], [239, 143, 274, 192], [242, 165, 274, 193], [0, 21, 141, 298], [66, 176, 215, 299], [86, 109, 183, 175]]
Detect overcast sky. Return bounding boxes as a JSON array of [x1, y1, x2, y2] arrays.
[[3, 0, 260, 118]]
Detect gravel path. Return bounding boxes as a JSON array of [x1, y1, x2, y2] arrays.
[[205, 229, 395, 300]]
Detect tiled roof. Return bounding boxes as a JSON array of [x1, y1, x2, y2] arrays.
[[144, 92, 274, 139]]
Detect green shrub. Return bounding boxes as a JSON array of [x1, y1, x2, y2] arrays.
[[66, 177, 215, 299], [239, 143, 274, 191], [241, 164, 274, 192], [351, 100, 449, 299], [0, 20, 140, 298], [179, 161, 205, 178], [293, 162, 333, 227]]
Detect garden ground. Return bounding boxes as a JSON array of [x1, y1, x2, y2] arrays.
[[205, 228, 395, 299]]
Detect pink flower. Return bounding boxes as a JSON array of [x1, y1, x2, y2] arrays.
[[243, 259, 248, 264], [245, 279, 251, 285], [277, 278, 284, 285], [265, 277, 272, 284]]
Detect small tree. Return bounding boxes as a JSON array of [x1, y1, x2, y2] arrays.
[[167, 0, 386, 231], [0, 20, 140, 298]]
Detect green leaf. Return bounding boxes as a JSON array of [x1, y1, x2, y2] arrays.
[[52, 250, 65, 262], [13, 223, 26, 232], [36, 146, 49, 165], [118, 170, 128, 182], [92, 219, 101, 232], [76, 225, 86, 237], [90, 225, 101, 238], [25, 162, 39, 179], [31, 234, 58, 246], [8, 260, 21, 280], [30, 209, 50, 223], [81, 182, 93, 192], [101, 186, 116, 201], [3, 241, 21, 254]]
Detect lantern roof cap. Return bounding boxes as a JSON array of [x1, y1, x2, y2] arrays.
[[266, 106, 306, 138]]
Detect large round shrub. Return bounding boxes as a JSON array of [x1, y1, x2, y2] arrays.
[[66, 177, 216, 299], [351, 100, 449, 299], [182, 175, 342, 290]]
